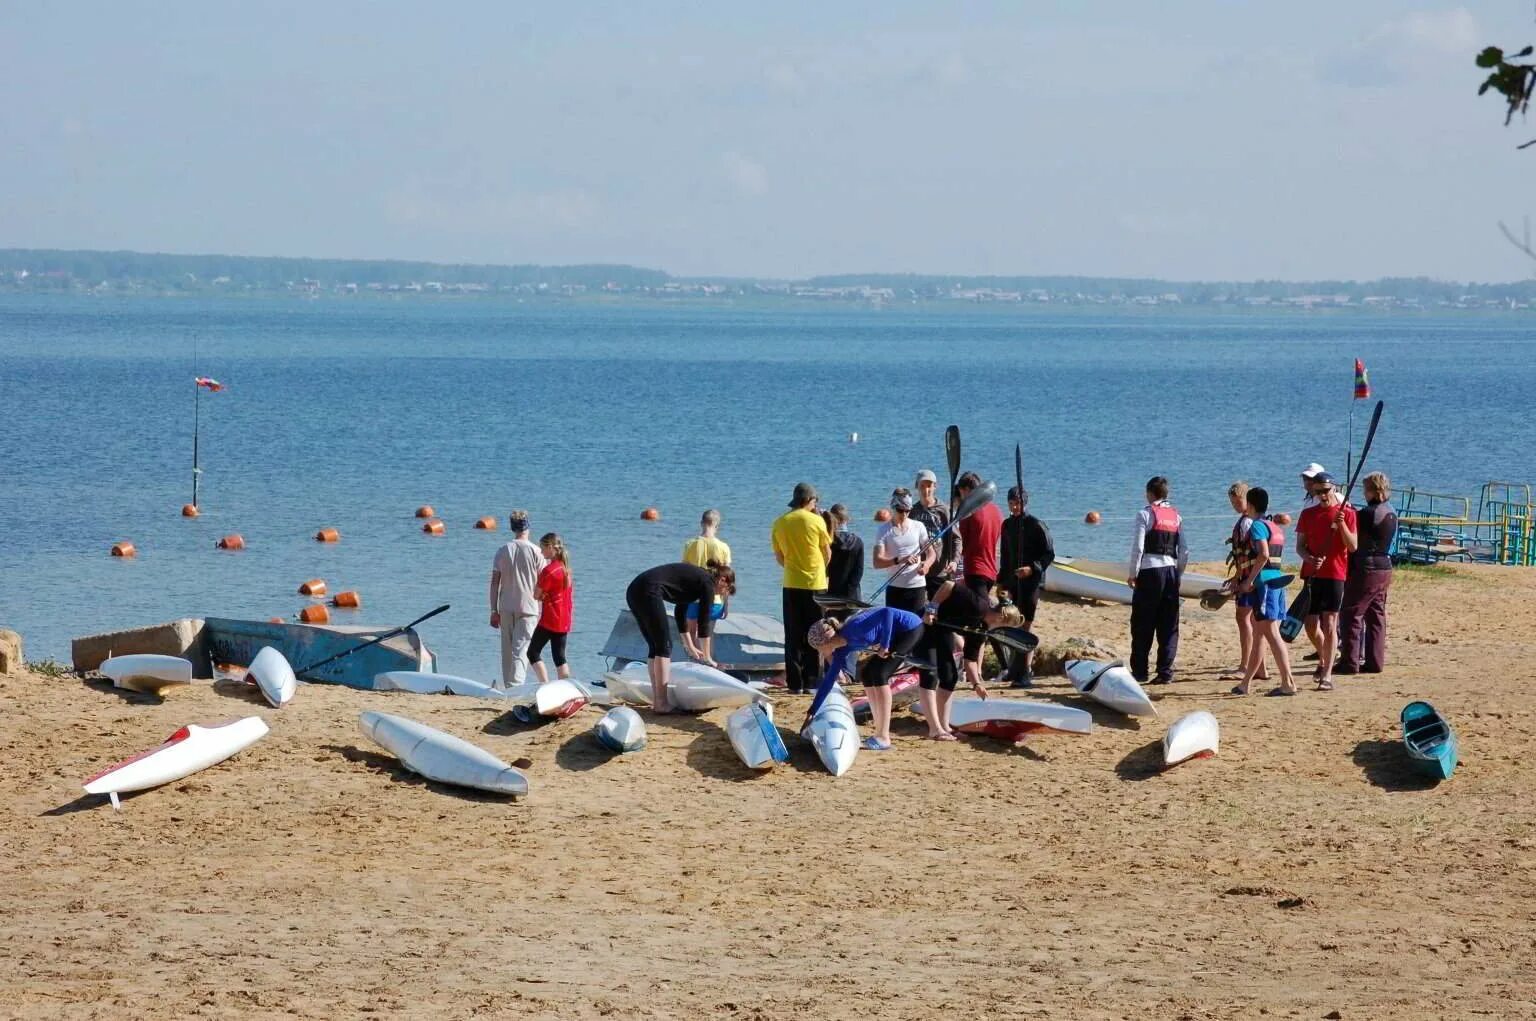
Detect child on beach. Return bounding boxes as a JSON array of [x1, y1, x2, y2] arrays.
[[1229, 488, 1298, 696], [528, 533, 573, 683]]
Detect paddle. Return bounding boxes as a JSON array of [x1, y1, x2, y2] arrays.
[[292, 603, 451, 676], [929, 622, 1039, 654], [1280, 399, 1384, 642], [945, 425, 962, 517], [1197, 573, 1296, 611], [814, 479, 998, 610]]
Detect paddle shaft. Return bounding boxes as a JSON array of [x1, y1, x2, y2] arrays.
[[293, 603, 451, 675], [866, 480, 995, 605]]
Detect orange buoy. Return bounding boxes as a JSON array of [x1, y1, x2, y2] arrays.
[[415, 505, 435, 519], [298, 604, 331, 624], [473, 516, 497, 530], [315, 527, 340, 543], [181, 504, 200, 518], [1272, 512, 1293, 526], [216, 534, 245, 550], [331, 590, 361, 608], [110, 541, 137, 558], [298, 579, 327, 596], [422, 519, 446, 535], [873, 508, 891, 523], [640, 507, 660, 521], [1084, 511, 1102, 525]]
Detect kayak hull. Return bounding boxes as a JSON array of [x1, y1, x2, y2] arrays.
[[84, 716, 269, 800], [1163, 710, 1219, 767], [247, 646, 297, 708], [534, 679, 590, 719], [100, 654, 194, 694], [1064, 659, 1158, 717], [374, 671, 507, 699], [605, 661, 769, 712], [913, 697, 1093, 736], [803, 686, 859, 776], [358, 711, 528, 797], [726, 702, 789, 770], [595, 706, 647, 753], [1401, 700, 1457, 780]]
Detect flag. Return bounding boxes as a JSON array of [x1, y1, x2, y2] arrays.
[[195, 377, 225, 392], [1353, 359, 1370, 400]]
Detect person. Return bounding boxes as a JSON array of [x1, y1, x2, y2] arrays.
[[488, 510, 547, 689], [822, 503, 864, 603], [1337, 472, 1397, 675], [873, 488, 933, 617], [1294, 472, 1359, 691], [1228, 487, 1297, 696], [682, 509, 732, 663], [955, 471, 1003, 599], [527, 533, 573, 683], [1220, 481, 1267, 685], [910, 469, 956, 596], [1126, 476, 1188, 685], [1296, 463, 1329, 659], [771, 483, 831, 694], [997, 485, 1053, 688], [921, 580, 1012, 738], [623, 561, 737, 712], [805, 606, 925, 751]]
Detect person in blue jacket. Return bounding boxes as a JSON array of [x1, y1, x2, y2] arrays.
[[804, 606, 925, 750]]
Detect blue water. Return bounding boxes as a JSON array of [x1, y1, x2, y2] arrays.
[[2, 295, 1530, 678]]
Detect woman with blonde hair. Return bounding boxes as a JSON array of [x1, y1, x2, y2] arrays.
[[528, 533, 574, 683], [1336, 472, 1397, 674]]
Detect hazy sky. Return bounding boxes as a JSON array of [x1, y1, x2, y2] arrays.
[[3, 2, 1532, 281]]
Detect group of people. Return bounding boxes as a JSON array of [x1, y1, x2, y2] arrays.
[[487, 511, 576, 687]]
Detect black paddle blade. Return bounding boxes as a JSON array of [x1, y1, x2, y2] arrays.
[[986, 626, 1039, 653], [1279, 587, 1310, 643], [946, 424, 962, 512], [813, 593, 872, 612]]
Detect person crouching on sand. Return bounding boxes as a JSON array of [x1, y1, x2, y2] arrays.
[[805, 607, 925, 751], [1228, 487, 1297, 696], [922, 581, 1015, 739], [623, 561, 736, 713]]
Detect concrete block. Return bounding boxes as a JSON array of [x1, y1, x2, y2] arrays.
[[71, 618, 208, 676], [0, 629, 21, 674]]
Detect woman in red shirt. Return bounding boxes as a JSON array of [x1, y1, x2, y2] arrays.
[[528, 533, 574, 683]]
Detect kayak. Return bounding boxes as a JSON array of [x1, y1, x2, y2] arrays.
[[99, 654, 194, 695], [358, 711, 528, 797], [374, 671, 507, 699], [1063, 659, 1157, 717], [1163, 711, 1219, 767], [725, 701, 790, 770], [534, 678, 590, 718], [912, 697, 1093, 741], [1401, 700, 1457, 780], [801, 685, 859, 776], [83, 716, 269, 810], [1042, 562, 1133, 605], [604, 660, 769, 712], [850, 670, 921, 723], [594, 705, 647, 753], [247, 646, 297, 708], [1057, 557, 1227, 601]]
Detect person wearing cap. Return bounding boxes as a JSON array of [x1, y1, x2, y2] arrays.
[[1294, 463, 1329, 658], [489, 509, 547, 689], [1294, 471, 1358, 691], [1126, 476, 1188, 685], [771, 483, 832, 694], [997, 485, 1053, 687], [955, 471, 1004, 599], [910, 469, 957, 595], [804, 606, 925, 751], [873, 487, 934, 618]]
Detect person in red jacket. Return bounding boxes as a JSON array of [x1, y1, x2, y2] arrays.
[[955, 471, 1003, 599], [528, 533, 574, 683], [1294, 473, 1358, 691]]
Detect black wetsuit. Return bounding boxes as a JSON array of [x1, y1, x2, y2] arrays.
[[624, 563, 715, 659], [825, 529, 865, 603]]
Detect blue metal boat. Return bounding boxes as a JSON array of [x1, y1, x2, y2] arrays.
[[203, 617, 437, 690], [1400, 700, 1458, 780]]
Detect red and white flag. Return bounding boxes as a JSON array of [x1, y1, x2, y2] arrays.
[[195, 377, 225, 392]]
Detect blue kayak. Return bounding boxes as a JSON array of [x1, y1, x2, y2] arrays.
[[1400, 700, 1458, 781]]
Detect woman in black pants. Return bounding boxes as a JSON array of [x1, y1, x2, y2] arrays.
[[624, 561, 736, 713]]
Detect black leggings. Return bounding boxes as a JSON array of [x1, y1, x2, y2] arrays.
[[859, 622, 925, 688], [927, 628, 984, 691], [625, 580, 672, 659], [528, 626, 568, 667]]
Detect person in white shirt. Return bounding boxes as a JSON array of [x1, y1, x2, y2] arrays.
[[1126, 476, 1189, 685], [488, 510, 547, 688]]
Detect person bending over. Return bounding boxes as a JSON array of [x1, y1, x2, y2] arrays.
[[623, 561, 737, 713], [805, 607, 925, 752], [922, 580, 1016, 739]]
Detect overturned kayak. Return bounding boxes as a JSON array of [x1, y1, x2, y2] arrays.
[[1064, 659, 1157, 718], [604, 660, 769, 713], [84, 716, 269, 810], [914, 697, 1093, 742], [726, 702, 789, 770], [594, 705, 647, 753], [1056, 557, 1226, 601], [247, 646, 297, 708], [1163, 711, 1219, 767], [802, 685, 859, 777], [374, 671, 507, 699], [99, 654, 194, 695], [358, 711, 528, 797], [534, 678, 590, 718], [1043, 562, 1134, 605]]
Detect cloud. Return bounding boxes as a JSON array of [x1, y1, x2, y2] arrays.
[[1319, 7, 1481, 88], [721, 151, 769, 196]]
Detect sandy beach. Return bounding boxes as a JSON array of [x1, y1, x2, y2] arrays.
[[3, 562, 1534, 1020]]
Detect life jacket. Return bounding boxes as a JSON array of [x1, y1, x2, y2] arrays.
[[1144, 503, 1182, 557], [1264, 517, 1286, 567]]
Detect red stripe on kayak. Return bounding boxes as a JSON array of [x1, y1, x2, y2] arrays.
[[82, 725, 193, 784]]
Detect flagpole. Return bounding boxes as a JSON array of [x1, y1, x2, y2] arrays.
[[1346, 400, 1355, 486], [192, 379, 201, 509]]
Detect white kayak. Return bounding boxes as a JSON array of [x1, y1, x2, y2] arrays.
[[100, 654, 194, 694], [358, 711, 528, 797], [374, 671, 507, 699], [1058, 556, 1227, 601], [534, 678, 590, 718], [83, 716, 269, 809], [725, 701, 790, 771], [605, 660, 770, 712], [914, 697, 1094, 741], [247, 646, 297, 708], [802, 686, 859, 776], [1064, 659, 1158, 717], [1163, 710, 1219, 767], [1043, 562, 1134, 605], [594, 705, 647, 753]]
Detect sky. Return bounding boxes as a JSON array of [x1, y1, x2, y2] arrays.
[[2, 1, 1533, 281]]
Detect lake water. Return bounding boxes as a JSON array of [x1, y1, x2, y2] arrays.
[[1, 295, 1530, 679]]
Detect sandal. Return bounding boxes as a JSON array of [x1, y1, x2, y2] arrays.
[[862, 736, 893, 751], [1265, 687, 1298, 697], [1230, 684, 1250, 696], [1315, 678, 1335, 692], [928, 732, 958, 742]]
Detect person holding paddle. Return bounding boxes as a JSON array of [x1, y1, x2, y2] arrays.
[[997, 485, 1053, 688], [1294, 472, 1358, 691], [910, 469, 956, 595], [955, 471, 1004, 599], [920, 581, 1012, 738], [873, 488, 934, 617]]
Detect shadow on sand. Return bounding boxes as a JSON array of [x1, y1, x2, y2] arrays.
[[322, 743, 518, 802], [81, 676, 167, 706], [1115, 740, 1167, 781], [1351, 739, 1444, 792], [1029, 689, 1146, 731], [43, 793, 119, 816]]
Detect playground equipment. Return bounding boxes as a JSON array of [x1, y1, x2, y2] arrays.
[[1392, 482, 1536, 566]]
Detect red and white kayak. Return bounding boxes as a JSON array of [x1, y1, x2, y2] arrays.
[[247, 646, 297, 708], [82, 716, 270, 809], [913, 697, 1093, 743], [534, 678, 590, 718], [1163, 711, 1219, 767], [850, 670, 921, 723], [100, 654, 194, 695]]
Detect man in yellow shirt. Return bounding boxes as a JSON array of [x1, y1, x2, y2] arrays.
[[771, 482, 832, 694], [683, 509, 732, 663]]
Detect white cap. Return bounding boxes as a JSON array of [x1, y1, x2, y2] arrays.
[[1300, 463, 1327, 479]]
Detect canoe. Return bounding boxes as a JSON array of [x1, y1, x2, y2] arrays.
[[374, 671, 507, 699], [534, 678, 590, 718], [1064, 659, 1158, 717], [802, 686, 859, 776], [850, 670, 921, 723], [1163, 710, 1219, 767], [912, 697, 1093, 742], [600, 610, 785, 677], [1057, 557, 1227, 601], [604, 660, 769, 712], [1042, 562, 1134, 605], [358, 711, 528, 797], [203, 617, 436, 690], [246, 646, 297, 708], [725, 702, 789, 770], [83, 716, 269, 810], [1401, 700, 1458, 780], [594, 706, 647, 753], [99, 654, 194, 695]]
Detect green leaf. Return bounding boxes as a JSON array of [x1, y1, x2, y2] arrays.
[[1477, 46, 1504, 68]]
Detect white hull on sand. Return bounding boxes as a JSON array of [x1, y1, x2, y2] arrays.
[[725, 702, 789, 770], [1064, 659, 1158, 717], [358, 711, 529, 797], [802, 686, 859, 776], [247, 646, 297, 708], [914, 697, 1093, 742], [374, 671, 507, 699], [1163, 711, 1219, 767], [1056, 557, 1227, 601], [594, 706, 647, 752], [83, 716, 269, 809], [100, 654, 194, 694], [605, 661, 770, 712], [534, 678, 591, 718]]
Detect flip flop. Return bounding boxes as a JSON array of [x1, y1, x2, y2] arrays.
[[1265, 687, 1299, 697], [1315, 679, 1335, 692], [1229, 685, 1250, 696], [862, 736, 893, 751], [928, 732, 958, 742]]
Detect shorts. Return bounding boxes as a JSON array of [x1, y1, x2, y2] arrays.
[[1239, 585, 1288, 622], [1305, 577, 1345, 615], [963, 574, 996, 600], [683, 601, 726, 621]]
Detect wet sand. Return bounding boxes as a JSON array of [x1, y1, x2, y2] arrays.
[[3, 562, 1534, 1019]]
